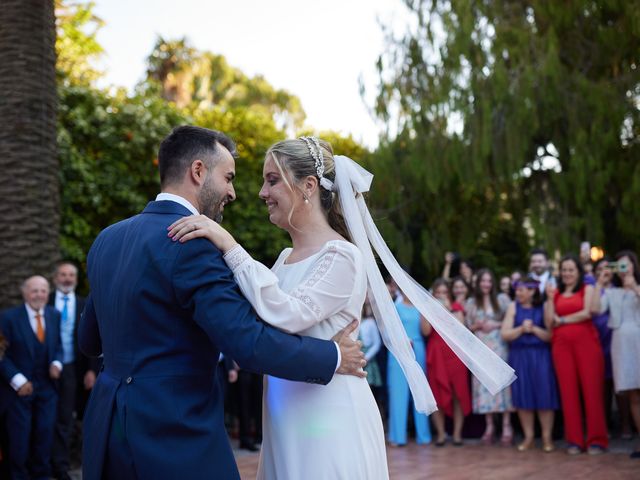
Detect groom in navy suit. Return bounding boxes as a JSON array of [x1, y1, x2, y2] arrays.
[[79, 125, 366, 480]]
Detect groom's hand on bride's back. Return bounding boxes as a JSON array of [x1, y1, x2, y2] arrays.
[[332, 320, 367, 378]]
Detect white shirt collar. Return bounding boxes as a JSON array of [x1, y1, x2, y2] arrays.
[[24, 303, 44, 319], [155, 193, 199, 216], [531, 270, 549, 281], [56, 290, 75, 301]]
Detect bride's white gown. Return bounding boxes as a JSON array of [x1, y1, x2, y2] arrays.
[[224, 240, 388, 480]]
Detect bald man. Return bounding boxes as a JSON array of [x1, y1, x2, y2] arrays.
[[0, 276, 63, 480]]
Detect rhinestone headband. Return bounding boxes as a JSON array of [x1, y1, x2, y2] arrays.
[[299, 136, 335, 191]]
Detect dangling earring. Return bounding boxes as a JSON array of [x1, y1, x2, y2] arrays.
[[303, 194, 309, 204]]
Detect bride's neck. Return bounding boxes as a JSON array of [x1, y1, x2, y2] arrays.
[[287, 212, 335, 251]]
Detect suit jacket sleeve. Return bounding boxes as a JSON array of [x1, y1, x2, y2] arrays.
[[172, 238, 337, 384], [0, 311, 20, 383], [78, 294, 102, 357], [223, 355, 236, 373]]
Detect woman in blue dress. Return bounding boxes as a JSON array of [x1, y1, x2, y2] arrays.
[[501, 276, 559, 452], [387, 293, 431, 446]]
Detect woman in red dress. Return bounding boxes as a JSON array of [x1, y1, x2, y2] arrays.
[[426, 279, 471, 446], [545, 254, 608, 455]]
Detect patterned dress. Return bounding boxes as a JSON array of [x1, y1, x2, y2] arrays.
[[466, 297, 512, 413]]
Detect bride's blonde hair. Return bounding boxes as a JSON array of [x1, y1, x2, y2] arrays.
[[266, 138, 350, 240]]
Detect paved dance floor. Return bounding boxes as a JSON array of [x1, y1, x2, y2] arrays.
[[235, 439, 638, 479]]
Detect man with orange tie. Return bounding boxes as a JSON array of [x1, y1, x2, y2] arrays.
[[0, 276, 63, 480]]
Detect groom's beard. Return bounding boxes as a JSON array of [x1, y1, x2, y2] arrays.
[[198, 178, 227, 223]]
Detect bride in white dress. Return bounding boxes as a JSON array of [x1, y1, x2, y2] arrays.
[[169, 137, 516, 479]]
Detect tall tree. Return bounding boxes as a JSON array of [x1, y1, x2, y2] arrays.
[[371, 0, 640, 278], [55, 0, 104, 86], [0, 0, 59, 308], [51, 6, 368, 294], [145, 37, 306, 132]]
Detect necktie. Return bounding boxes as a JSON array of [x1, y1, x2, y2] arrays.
[[35, 312, 45, 343], [61, 296, 69, 323]]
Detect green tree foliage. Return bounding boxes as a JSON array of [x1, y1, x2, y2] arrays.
[[54, 2, 368, 292], [371, 0, 639, 280], [55, 1, 184, 288], [57, 86, 186, 274], [145, 37, 306, 131], [55, 0, 104, 86]]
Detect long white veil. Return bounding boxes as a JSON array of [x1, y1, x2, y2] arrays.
[[333, 155, 516, 414]]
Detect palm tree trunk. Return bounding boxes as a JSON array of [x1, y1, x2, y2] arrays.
[[0, 0, 59, 309]]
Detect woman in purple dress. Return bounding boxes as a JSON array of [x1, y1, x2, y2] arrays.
[[501, 276, 559, 452]]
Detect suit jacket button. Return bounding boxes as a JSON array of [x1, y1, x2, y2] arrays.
[[126, 376, 133, 384]]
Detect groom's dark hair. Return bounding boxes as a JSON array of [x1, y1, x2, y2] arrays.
[[158, 125, 237, 187]]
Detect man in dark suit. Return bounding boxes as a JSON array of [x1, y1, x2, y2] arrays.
[[0, 276, 63, 480], [48, 261, 98, 480], [79, 125, 366, 480]]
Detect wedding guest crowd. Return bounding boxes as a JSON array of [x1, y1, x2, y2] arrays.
[[1, 244, 638, 477], [373, 246, 637, 458]]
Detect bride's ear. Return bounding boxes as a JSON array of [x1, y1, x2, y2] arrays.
[[302, 175, 318, 198]]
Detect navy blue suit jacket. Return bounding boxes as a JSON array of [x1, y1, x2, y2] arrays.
[[79, 200, 338, 480], [0, 305, 63, 408]]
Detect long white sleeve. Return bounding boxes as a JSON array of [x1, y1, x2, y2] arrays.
[[223, 242, 359, 334]]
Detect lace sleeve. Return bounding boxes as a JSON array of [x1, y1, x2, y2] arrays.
[[223, 242, 360, 334]]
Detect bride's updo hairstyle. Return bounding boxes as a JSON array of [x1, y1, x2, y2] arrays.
[[266, 137, 351, 241]]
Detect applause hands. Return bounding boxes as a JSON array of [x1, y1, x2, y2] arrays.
[[521, 319, 534, 334]]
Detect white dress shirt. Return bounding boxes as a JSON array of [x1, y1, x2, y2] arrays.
[[531, 270, 555, 293], [10, 304, 63, 391], [156, 192, 342, 371], [155, 192, 199, 215]]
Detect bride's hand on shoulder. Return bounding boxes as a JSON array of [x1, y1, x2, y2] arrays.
[[167, 215, 238, 253]]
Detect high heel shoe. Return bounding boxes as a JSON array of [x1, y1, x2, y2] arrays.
[[517, 438, 534, 451], [481, 429, 494, 445], [500, 425, 513, 446], [542, 441, 555, 453]]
